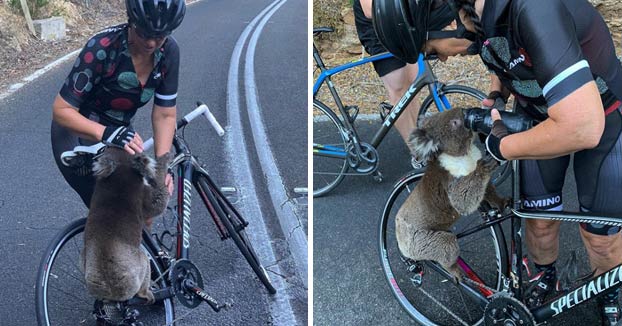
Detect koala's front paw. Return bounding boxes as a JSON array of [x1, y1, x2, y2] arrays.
[[479, 155, 499, 173]]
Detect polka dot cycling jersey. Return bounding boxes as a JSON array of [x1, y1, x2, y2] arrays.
[[59, 24, 180, 126], [479, 0, 622, 119]]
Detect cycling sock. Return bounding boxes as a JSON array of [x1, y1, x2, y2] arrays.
[[534, 261, 557, 283]]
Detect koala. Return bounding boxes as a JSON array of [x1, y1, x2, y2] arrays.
[[396, 108, 507, 279], [81, 147, 171, 303]]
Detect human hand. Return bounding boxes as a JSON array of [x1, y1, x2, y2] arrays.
[[102, 126, 143, 154], [482, 91, 507, 111], [485, 109, 509, 162]]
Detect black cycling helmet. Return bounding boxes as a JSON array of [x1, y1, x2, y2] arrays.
[[372, 0, 431, 63], [126, 0, 186, 37], [372, 0, 478, 63]]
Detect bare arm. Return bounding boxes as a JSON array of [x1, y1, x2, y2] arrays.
[[360, 0, 372, 18], [497, 81, 604, 160], [52, 94, 106, 141], [151, 104, 177, 157]]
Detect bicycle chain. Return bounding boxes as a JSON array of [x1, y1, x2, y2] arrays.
[[460, 276, 501, 298]]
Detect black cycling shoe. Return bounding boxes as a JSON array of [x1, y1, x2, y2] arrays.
[[600, 299, 621, 326], [524, 271, 556, 308]]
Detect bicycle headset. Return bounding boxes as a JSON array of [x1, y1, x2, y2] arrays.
[[126, 0, 186, 37], [372, 0, 480, 64]]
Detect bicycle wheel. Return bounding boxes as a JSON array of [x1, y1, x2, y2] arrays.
[[419, 84, 511, 186], [196, 175, 277, 294], [35, 218, 175, 326], [313, 99, 349, 197], [379, 171, 508, 326]]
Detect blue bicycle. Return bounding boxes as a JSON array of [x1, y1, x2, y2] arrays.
[[313, 27, 488, 197]]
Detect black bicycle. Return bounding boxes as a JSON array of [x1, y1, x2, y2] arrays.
[[35, 102, 276, 326], [313, 27, 500, 197], [379, 108, 622, 325]]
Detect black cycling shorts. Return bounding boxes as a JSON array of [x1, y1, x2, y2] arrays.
[[352, 0, 406, 77], [51, 118, 132, 208], [520, 103, 622, 236]]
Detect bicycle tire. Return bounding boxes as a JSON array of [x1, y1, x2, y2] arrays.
[[35, 218, 175, 326], [419, 84, 511, 186], [379, 171, 508, 326], [313, 99, 349, 197], [196, 176, 277, 294]]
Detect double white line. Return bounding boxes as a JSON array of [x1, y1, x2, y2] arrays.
[[226, 0, 305, 324]]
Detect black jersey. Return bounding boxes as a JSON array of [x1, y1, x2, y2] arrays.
[[479, 0, 622, 119], [59, 24, 180, 127]]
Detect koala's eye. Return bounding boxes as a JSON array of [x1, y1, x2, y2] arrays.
[[450, 119, 463, 130]]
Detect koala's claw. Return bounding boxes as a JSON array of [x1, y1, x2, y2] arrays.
[[480, 155, 499, 172]]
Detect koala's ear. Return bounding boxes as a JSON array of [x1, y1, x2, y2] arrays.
[[407, 128, 439, 161], [92, 154, 116, 178], [132, 154, 156, 179]]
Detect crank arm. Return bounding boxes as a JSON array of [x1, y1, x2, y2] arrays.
[[183, 280, 231, 312]]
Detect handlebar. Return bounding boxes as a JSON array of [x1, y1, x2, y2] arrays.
[[143, 101, 224, 150], [61, 101, 224, 166]]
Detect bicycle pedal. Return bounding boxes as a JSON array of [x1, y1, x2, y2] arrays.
[[345, 105, 359, 123]]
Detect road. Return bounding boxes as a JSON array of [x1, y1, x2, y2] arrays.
[[0, 0, 307, 325], [313, 117, 602, 325]]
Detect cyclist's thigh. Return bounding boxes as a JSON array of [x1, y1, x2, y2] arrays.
[[520, 156, 569, 211], [574, 107, 622, 218], [51, 121, 95, 207]]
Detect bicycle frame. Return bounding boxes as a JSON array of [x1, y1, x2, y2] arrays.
[[449, 160, 622, 324], [313, 45, 452, 160], [169, 134, 233, 260]]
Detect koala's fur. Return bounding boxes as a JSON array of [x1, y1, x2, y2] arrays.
[[81, 147, 171, 303], [397, 108, 507, 279]]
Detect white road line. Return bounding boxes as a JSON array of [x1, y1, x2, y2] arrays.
[[244, 0, 309, 288], [226, 0, 297, 325], [0, 49, 81, 101]]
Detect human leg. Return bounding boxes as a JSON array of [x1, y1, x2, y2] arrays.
[[574, 108, 622, 325], [520, 157, 569, 306], [379, 63, 421, 142], [51, 121, 96, 207]]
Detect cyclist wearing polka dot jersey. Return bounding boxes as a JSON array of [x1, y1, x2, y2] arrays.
[[51, 0, 185, 207], [58, 23, 180, 127]]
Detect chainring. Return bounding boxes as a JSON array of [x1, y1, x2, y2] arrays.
[[484, 292, 536, 326], [346, 142, 378, 173], [169, 259, 205, 308]]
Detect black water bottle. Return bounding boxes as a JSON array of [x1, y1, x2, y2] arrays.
[[463, 108, 536, 135]]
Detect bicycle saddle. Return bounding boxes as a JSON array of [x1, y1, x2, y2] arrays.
[[60, 143, 107, 167]]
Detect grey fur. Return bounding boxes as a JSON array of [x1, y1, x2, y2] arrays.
[[81, 148, 171, 303], [397, 109, 508, 279]]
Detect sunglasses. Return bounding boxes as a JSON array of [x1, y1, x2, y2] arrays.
[[132, 24, 170, 41]]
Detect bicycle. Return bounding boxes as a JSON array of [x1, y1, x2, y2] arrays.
[[313, 26, 494, 197], [379, 108, 622, 326], [35, 102, 276, 326]]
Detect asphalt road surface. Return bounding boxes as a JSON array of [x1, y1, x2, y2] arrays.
[[313, 116, 605, 325], [0, 0, 307, 325]]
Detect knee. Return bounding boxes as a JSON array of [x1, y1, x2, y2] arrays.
[[527, 220, 560, 238], [583, 233, 621, 258]]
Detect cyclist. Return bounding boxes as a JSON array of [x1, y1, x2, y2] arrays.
[[373, 0, 622, 324], [51, 0, 186, 211], [355, 0, 425, 170]]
